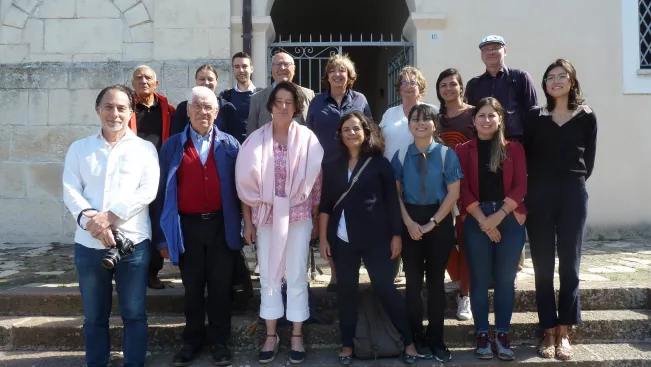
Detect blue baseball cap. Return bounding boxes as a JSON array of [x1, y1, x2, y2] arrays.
[[479, 35, 506, 49]]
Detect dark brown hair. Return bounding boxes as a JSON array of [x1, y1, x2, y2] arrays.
[[336, 111, 384, 157], [266, 81, 304, 118], [542, 59, 585, 111], [232, 51, 252, 64], [95, 84, 135, 110], [435, 68, 465, 116], [195, 64, 218, 80], [472, 97, 507, 173]]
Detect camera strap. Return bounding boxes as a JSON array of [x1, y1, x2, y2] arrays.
[[77, 208, 99, 230]]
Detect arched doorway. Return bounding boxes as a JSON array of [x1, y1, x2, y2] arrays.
[[268, 0, 412, 118]]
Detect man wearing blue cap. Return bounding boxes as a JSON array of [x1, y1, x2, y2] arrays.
[[465, 35, 538, 142]]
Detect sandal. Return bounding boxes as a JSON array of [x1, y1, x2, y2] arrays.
[[290, 335, 306, 364], [538, 329, 556, 359], [556, 333, 573, 360], [338, 349, 353, 365], [259, 334, 279, 364]]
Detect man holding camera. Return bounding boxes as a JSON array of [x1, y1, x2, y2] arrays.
[[154, 86, 242, 366], [63, 85, 160, 367]]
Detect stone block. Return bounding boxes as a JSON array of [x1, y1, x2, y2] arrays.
[[12, 126, 94, 162], [13, 0, 40, 14], [22, 19, 44, 54], [164, 87, 188, 106], [76, 0, 121, 18], [0, 127, 11, 161], [69, 65, 125, 89], [3, 5, 28, 29], [72, 54, 123, 62], [141, 0, 154, 16], [154, 0, 229, 29], [123, 42, 153, 61], [28, 90, 49, 125], [0, 90, 29, 126], [29, 54, 74, 62], [48, 89, 101, 126], [0, 44, 29, 63], [25, 163, 63, 200], [33, 0, 76, 19], [129, 22, 153, 43], [0, 163, 25, 198], [0, 25, 22, 44], [0, 64, 69, 89], [44, 19, 123, 54], [123, 2, 149, 27], [0, 199, 63, 243], [161, 63, 189, 88], [154, 28, 230, 60], [112, 0, 139, 12]]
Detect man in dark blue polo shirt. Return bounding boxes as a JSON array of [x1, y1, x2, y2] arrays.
[[465, 35, 538, 143]]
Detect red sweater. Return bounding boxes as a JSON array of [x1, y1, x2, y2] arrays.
[[176, 137, 222, 214], [128, 92, 175, 144]]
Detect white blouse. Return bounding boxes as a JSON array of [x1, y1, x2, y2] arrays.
[[379, 103, 439, 161]]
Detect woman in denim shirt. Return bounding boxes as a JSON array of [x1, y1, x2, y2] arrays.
[[391, 104, 462, 362], [456, 97, 527, 361]]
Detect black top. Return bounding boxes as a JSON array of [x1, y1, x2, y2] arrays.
[[523, 107, 597, 183], [319, 154, 402, 248], [477, 138, 505, 202], [170, 98, 239, 139], [135, 98, 163, 150]]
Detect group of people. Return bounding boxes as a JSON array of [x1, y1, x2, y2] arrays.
[[62, 34, 597, 367]]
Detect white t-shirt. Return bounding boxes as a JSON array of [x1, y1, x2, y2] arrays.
[[336, 170, 352, 243], [379, 103, 439, 161]]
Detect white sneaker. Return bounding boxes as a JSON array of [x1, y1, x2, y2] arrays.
[[456, 294, 472, 321]]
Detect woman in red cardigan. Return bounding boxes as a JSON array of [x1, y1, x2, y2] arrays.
[[455, 97, 527, 361]]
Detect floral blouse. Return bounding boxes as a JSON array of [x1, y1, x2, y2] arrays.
[[252, 140, 322, 226]]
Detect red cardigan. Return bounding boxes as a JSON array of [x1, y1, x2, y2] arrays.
[[128, 92, 176, 144], [455, 138, 527, 215]]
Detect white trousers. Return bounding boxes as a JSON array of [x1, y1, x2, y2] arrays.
[[256, 219, 312, 322]]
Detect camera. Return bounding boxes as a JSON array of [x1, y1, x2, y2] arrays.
[[101, 230, 136, 269]]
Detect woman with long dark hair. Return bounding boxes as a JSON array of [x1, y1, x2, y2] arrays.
[[319, 111, 419, 365], [456, 97, 527, 361], [523, 59, 597, 360]]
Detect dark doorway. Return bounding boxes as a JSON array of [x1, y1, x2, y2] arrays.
[[270, 0, 410, 119]]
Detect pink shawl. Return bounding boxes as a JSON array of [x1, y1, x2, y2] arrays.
[[235, 121, 324, 284]]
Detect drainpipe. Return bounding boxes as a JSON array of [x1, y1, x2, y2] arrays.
[[242, 0, 252, 55]]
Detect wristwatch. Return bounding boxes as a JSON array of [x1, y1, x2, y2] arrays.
[[429, 217, 439, 226]]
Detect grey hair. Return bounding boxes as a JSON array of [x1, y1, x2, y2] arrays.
[[187, 86, 218, 107], [133, 65, 157, 81]]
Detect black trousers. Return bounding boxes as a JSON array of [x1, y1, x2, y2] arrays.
[[148, 205, 164, 278], [526, 178, 588, 329], [332, 238, 413, 348], [179, 211, 236, 347], [402, 204, 455, 344]]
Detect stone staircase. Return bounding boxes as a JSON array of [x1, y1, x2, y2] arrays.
[[0, 280, 650, 366]]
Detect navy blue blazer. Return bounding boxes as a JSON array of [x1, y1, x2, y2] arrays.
[[319, 153, 402, 248]]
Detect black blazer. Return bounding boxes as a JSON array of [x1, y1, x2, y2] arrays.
[[319, 153, 402, 248]]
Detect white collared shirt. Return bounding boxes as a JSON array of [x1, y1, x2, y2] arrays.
[[189, 126, 214, 164], [379, 103, 440, 161], [62, 128, 160, 249], [234, 82, 257, 92]]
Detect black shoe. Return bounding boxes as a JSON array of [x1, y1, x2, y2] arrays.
[[259, 334, 279, 364], [326, 283, 337, 293], [414, 335, 433, 359], [211, 345, 232, 366], [173, 345, 200, 367], [432, 342, 452, 362], [148, 275, 165, 289], [290, 335, 306, 364]]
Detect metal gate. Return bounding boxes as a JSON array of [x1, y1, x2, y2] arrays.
[[268, 33, 413, 106]]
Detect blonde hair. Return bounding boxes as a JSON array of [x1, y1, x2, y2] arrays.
[[321, 54, 357, 90], [395, 66, 427, 99]]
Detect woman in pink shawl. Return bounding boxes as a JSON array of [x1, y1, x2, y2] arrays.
[[236, 81, 323, 365]]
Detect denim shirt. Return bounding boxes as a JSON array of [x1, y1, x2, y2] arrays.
[[153, 124, 242, 265], [391, 141, 463, 205]]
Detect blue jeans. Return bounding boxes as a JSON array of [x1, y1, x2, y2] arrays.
[[464, 202, 525, 333], [75, 241, 151, 367]]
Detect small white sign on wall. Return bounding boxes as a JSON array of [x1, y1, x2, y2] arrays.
[[430, 32, 439, 41]]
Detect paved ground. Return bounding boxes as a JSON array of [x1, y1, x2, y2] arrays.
[[0, 240, 650, 290]]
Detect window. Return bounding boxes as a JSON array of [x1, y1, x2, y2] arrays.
[[641, 0, 651, 68]]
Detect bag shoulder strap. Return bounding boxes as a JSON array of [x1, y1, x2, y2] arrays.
[[334, 157, 372, 209]]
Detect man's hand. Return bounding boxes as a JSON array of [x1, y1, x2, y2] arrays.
[[159, 248, 170, 260], [97, 228, 117, 248], [319, 239, 332, 261], [390, 236, 402, 259], [85, 211, 119, 238]]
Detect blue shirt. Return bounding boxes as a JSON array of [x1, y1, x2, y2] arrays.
[[306, 89, 372, 164], [189, 126, 214, 164], [391, 141, 463, 205]]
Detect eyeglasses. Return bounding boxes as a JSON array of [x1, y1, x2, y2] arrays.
[[189, 104, 216, 113], [272, 62, 294, 69], [481, 46, 503, 53], [545, 74, 570, 83], [400, 81, 418, 88]]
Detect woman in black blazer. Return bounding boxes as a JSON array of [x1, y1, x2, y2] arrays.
[[318, 111, 418, 365]]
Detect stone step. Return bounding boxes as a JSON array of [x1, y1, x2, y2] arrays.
[[1, 310, 649, 351], [2, 343, 651, 366], [0, 282, 648, 317]]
